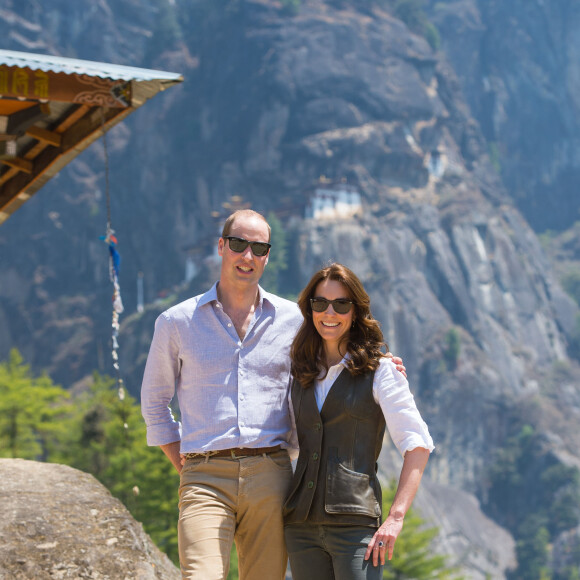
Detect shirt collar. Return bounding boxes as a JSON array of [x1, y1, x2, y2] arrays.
[[197, 282, 219, 307], [198, 282, 275, 314], [258, 286, 282, 313]]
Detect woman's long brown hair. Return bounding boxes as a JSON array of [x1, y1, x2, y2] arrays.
[[291, 263, 387, 388]]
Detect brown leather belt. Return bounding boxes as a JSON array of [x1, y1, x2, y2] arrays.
[[185, 445, 282, 460]]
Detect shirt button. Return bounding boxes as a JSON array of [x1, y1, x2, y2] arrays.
[[240, 395, 244, 401], [312, 452, 319, 461], [228, 323, 232, 327], [307, 481, 314, 489]]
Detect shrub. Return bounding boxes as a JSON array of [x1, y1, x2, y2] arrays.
[[561, 269, 580, 307], [392, 0, 441, 52], [443, 327, 461, 370]]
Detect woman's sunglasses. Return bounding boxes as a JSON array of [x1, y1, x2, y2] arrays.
[[223, 236, 271, 257], [310, 297, 353, 314]]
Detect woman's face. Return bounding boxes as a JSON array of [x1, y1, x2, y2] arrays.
[[311, 279, 354, 349]]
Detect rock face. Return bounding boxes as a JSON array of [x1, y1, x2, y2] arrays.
[[1, 0, 580, 577], [0, 459, 180, 580], [419, 481, 517, 578], [429, 0, 580, 232], [379, 446, 517, 579]]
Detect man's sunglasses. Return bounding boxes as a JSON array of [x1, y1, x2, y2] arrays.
[[310, 297, 354, 314], [223, 236, 271, 257]]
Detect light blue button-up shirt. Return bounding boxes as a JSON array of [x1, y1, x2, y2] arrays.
[[141, 283, 302, 455]]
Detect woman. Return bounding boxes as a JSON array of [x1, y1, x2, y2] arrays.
[[283, 263, 434, 580]]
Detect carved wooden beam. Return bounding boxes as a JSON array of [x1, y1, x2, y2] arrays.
[[26, 126, 62, 147], [0, 157, 33, 173]]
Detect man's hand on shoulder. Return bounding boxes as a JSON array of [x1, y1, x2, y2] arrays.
[[385, 352, 406, 378]]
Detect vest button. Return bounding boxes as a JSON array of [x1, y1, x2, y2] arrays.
[[307, 481, 314, 489], [312, 452, 319, 460], [315, 422, 321, 431]]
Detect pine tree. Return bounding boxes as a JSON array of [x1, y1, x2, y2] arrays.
[[0, 349, 70, 460], [64, 373, 181, 562], [259, 212, 288, 295]]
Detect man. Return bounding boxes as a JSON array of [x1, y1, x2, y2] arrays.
[[141, 209, 405, 579], [141, 209, 302, 580]]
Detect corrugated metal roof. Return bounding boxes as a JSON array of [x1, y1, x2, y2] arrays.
[[0, 50, 183, 225], [0, 49, 182, 82]]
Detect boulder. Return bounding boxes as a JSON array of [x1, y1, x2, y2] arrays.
[[0, 459, 180, 580]]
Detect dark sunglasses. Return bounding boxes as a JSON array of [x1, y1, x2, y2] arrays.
[[223, 236, 271, 257], [310, 297, 353, 314]]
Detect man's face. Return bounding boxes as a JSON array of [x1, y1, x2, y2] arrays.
[[218, 215, 270, 290]]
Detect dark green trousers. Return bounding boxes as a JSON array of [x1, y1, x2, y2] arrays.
[[284, 523, 383, 580]]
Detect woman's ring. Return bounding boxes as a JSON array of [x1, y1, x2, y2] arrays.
[[378, 541, 384, 548]]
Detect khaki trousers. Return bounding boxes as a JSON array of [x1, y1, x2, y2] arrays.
[[178, 450, 293, 580]]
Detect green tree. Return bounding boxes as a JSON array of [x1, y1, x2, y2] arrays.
[[259, 212, 288, 295], [567, 313, 580, 362], [510, 515, 551, 580], [227, 545, 239, 580], [382, 480, 459, 579], [0, 353, 181, 563], [561, 269, 580, 307], [0, 349, 70, 459], [394, 0, 426, 30], [488, 142, 502, 174], [392, 0, 440, 51], [542, 464, 580, 535], [443, 327, 461, 371], [64, 374, 181, 562], [487, 423, 580, 578]]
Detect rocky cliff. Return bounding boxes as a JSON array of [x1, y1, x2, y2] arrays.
[[1, 0, 580, 577], [428, 0, 580, 233]]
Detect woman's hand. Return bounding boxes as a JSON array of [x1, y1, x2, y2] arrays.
[[386, 352, 406, 378], [364, 513, 404, 566], [365, 447, 430, 566]]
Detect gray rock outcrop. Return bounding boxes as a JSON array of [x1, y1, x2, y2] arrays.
[[0, 459, 180, 580]]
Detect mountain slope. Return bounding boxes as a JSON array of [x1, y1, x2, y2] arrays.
[[1, 1, 579, 576]]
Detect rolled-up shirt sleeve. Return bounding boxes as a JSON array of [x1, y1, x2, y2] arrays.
[[141, 313, 182, 446], [373, 358, 434, 457]]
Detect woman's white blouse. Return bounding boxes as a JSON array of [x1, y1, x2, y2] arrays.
[[290, 357, 434, 458]]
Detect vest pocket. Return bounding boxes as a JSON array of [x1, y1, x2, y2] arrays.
[[324, 460, 381, 517]]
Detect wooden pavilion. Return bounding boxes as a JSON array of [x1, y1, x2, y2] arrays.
[[0, 49, 183, 225]]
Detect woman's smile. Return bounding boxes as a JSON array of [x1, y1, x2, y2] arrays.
[[312, 279, 354, 354]]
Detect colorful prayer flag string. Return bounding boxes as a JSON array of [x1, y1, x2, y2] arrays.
[[99, 108, 126, 405], [99, 112, 138, 499], [100, 228, 125, 400]]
